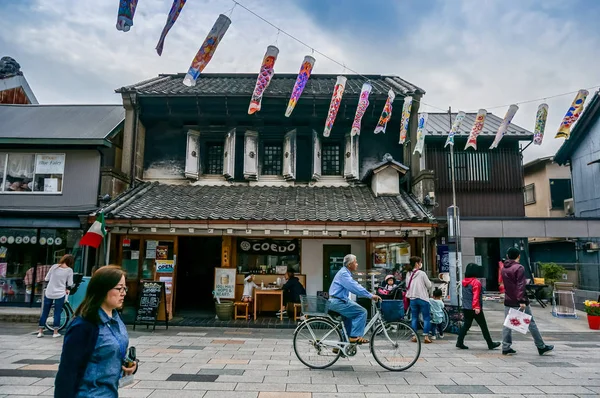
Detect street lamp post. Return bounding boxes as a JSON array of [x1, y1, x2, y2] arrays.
[[447, 107, 463, 307]]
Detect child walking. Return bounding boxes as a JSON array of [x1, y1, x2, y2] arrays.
[[429, 288, 445, 339]]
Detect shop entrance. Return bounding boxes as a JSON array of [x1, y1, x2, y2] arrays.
[[475, 238, 501, 291], [322, 245, 351, 292], [176, 237, 222, 312]]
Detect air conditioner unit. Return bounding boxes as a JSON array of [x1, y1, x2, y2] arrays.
[[564, 198, 574, 216]]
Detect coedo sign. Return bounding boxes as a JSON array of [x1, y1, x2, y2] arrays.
[[237, 238, 299, 256]]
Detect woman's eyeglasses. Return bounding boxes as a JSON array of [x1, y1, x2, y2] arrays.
[[113, 286, 128, 294]]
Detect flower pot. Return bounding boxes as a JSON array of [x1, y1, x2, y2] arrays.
[[587, 314, 600, 330], [215, 302, 234, 321]]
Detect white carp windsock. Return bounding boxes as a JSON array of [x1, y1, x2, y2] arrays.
[[374, 90, 395, 134], [248, 45, 279, 115], [464, 109, 487, 150], [350, 82, 372, 136], [533, 103, 549, 145], [398, 96, 413, 144], [444, 111, 466, 148], [556, 89, 589, 139], [183, 14, 231, 87], [490, 104, 519, 149], [285, 56, 315, 117], [412, 113, 429, 155], [323, 76, 347, 137]]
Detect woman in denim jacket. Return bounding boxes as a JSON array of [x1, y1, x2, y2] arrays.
[[55, 266, 137, 398]]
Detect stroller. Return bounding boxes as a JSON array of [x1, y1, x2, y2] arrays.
[[376, 275, 405, 322]]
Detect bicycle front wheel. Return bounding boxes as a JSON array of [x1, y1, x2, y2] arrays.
[[371, 322, 421, 371], [45, 305, 70, 332], [293, 317, 342, 369]]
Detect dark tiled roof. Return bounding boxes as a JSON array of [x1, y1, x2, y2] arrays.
[[426, 112, 532, 138], [116, 73, 425, 98], [101, 182, 434, 223]]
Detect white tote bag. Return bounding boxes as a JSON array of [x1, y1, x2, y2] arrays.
[[503, 308, 532, 334]]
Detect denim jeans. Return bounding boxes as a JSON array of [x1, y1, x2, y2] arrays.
[[410, 298, 431, 335], [328, 298, 368, 338], [502, 305, 545, 350], [39, 296, 65, 329]]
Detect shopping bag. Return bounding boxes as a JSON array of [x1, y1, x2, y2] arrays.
[[503, 307, 532, 334]]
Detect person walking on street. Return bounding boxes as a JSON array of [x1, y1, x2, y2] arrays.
[[37, 254, 74, 338], [456, 263, 501, 350], [501, 248, 554, 356], [406, 256, 433, 344]]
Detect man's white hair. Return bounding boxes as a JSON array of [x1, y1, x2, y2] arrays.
[[343, 254, 356, 268]]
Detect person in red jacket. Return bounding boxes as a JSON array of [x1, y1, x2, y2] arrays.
[[456, 263, 500, 350], [501, 248, 554, 356]]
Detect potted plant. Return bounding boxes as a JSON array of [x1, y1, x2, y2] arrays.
[[539, 262, 567, 286], [584, 300, 600, 330]]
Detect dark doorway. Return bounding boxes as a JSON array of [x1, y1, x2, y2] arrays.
[[475, 238, 501, 291], [323, 245, 352, 292], [176, 237, 222, 311]]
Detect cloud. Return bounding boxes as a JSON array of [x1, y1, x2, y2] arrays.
[[1, 0, 599, 162]]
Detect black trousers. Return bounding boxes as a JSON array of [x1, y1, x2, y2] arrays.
[[457, 309, 494, 347]]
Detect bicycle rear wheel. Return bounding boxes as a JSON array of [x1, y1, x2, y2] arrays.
[[45, 305, 70, 332], [293, 317, 342, 369], [371, 322, 421, 371]]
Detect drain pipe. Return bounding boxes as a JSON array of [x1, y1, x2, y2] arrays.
[[129, 95, 139, 187]]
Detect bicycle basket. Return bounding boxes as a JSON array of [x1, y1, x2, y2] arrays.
[[381, 300, 405, 322], [300, 295, 330, 316]]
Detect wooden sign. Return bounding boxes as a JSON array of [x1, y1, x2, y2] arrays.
[[133, 281, 168, 330]]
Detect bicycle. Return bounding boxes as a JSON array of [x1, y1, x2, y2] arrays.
[[44, 274, 83, 332], [293, 296, 421, 371]]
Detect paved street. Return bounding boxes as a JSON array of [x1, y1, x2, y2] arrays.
[[0, 302, 599, 398]]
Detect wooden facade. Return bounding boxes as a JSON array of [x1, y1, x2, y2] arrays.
[[0, 87, 30, 104]]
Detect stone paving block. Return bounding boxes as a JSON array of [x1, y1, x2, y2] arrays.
[[198, 368, 245, 376], [311, 375, 360, 384], [184, 381, 236, 390], [209, 358, 249, 365], [312, 394, 366, 398], [535, 385, 595, 394], [235, 383, 287, 392], [118, 389, 155, 398], [450, 376, 506, 385], [337, 384, 388, 392], [0, 385, 50, 395], [364, 394, 418, 398], [31, 377, 55, 387], [258, 393, 310, 398], [357, 377, 407, 385], [286, 383, 337, 392], [436, 384, 493, 394], [488, 385, 544, 394], [384, 385, 440, 394], [149, 390, 208, 398], [134, 380, 188, 390], [167, 374, 218, 382], [203, 392, 257, 398], [168, 346, 206, 350], [0, 376, 41, 386]]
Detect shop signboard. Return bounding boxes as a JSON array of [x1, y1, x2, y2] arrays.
[[35, 154, 65, 174], [156, 260, 174, 273], [214, 267, 236, 299], [133, 281, 168, 330], [237, 238, 299, 256], [437, 245, 450, 273]]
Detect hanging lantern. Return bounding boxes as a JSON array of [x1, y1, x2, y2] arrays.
[[351, 82, 372, 136], [374, 90, 395, 134], [116, 0, 138, 32], [412, 113, 429, 155], [248, 45, 279, 115], [398, 96, 413, 144], [533, 103, 549, 145], [464, 109, 487, 150], [556, 89, 589, 139], [445, 111, 466, 148], [323, 76, 347, 137], [156, 0, 187, 56], [182, 14, 231, 87], [490, 104, 519, 149], [285, 56, 315, 117]]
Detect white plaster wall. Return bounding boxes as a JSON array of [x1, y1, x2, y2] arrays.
[[371, 167, 400, 196], [301, 239, 367, 295]]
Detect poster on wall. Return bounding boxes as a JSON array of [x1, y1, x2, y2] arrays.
[[237, 238, 299, 256], [156, 246, 168, 260], [145, 249, 156, 259], [398, 244, 411, 264], [0, 263, 6, 278], [35, 154, 65, 174], [437, 245, 449, 273], [214, 267, 236, 299], [156, 260, 174, 273], [373, 251, 387, 267], [159, 276, 173, 295]]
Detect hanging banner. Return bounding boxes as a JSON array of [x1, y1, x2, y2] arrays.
[[444, 111, 466, 148], [556, 89, 589, 139], [398, 96, 413, 144], [464, 109, 487, 150], [116, 0, 138, 32], [533, 103, 549, 145], [490, 104, 519, 149], [285, 55, 315, 117], [183, 14, 231, 87], [412, 112, 429, 155], [156, 0, 187, 56], [374, 90, 395, 134], [248, 45, 279, 114], [237, 238, 299, 256], [323, 76, 347, 137], [351, 82, 372, 136]]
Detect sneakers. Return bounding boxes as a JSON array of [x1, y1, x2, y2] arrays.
[[430, 335, 436, 340], [52, 333, 61, 338], [502, 348, 517, 356], [488, 342, 501, 350], [438, 333, 444, 339], [456, 343, 469, 350], [36, 332, 43, 338], [538, 345, 554, 356]]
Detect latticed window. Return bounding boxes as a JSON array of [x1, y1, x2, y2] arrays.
[[205, 143, 224, 175], [262, 143, 282, 175], [322, 143, 341, 175]]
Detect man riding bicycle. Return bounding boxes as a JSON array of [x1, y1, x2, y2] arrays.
[[329, 254, 381, 344]]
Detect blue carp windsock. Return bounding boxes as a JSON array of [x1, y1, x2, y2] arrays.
[[116, 0, 138, 32], [556, 89, 589, 139], [374, 90, 395, 134], [156, 0, 187, 56], [350, 82, 372, 136], [444, 111, 466, 148], [398, 96, 412, 144], [285, 56, 315, 117], [533, 104, 549, 145], [464, 109, 487, 150], [248, 45, 279, 115], [490, 104, 519, 149], [183, 14, 231, 87], [323, 76, 347, 137], [412, 113, 429, 155]]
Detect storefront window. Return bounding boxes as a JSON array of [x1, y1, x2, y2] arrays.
[[236, 238, 300, 274], [0, 153, 65, 193], [371, 241, 411, 277]]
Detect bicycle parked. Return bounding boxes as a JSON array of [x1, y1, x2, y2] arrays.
[[293, 295, 421, 371]]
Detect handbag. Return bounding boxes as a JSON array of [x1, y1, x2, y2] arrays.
[[503, 308, 532, 334], [403, 271, 417, 311]]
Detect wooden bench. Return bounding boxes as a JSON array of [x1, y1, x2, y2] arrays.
[[234, 302, 249, 320]]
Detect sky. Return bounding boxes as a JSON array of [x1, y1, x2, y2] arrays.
[[1, 0, 600, 162]]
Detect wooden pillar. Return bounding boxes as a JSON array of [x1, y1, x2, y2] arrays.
[[222, 236, 233, 268]]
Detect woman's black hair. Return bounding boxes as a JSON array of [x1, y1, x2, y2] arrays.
[[464, 263, 482, 278], [75, 265, 125, 324]]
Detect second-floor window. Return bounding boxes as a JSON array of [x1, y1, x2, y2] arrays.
[[205, 143, 224, 175], [0, 153, 65, 194], [550, 179, 572, 209], [262, 142, 283, 175], [524, 184, 535, 205], [449, 151, 490, 182], [322, 143, 342, 176]]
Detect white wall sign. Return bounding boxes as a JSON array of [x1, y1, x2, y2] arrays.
[[43, 178, 59, 193], [35, 154, 65, 174], [214, 267, 236, 299], [54, 237, 62, 246]]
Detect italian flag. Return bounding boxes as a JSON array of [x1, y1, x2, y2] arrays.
[[80, 212, 106, 248]]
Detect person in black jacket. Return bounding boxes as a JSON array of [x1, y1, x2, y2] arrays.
[[282, 271, 306, 318]]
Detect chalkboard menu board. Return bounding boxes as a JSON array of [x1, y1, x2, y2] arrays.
[[133, 281, 168, 330]]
